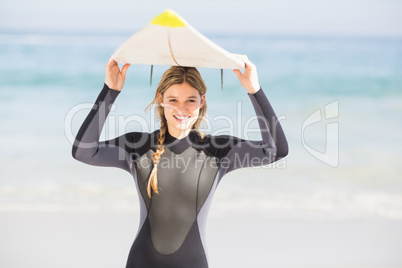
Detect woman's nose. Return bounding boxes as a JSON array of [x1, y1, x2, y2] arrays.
[[176, 103, 188, 115]]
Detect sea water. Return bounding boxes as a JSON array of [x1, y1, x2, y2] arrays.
[[0, 32, 401, 220]]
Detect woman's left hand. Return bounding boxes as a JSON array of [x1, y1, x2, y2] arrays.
[[233, 55, 261, 94]]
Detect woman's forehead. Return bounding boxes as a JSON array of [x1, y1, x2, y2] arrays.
[[163, 82, 201, 98]]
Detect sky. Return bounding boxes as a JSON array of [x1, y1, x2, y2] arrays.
[[1, 0, 402, 37]]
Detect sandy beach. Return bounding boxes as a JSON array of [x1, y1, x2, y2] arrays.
[[1, 211, 402, 268]]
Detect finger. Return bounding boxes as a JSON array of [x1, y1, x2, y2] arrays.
[[234, 54, 252, 69], [107, 55, 115, 65], [106, 56, 117, 69], [121, 63, 130, 77], [235, 54, 253, 68], [243, 57, 255, 68], [233, 69, 242, 79]]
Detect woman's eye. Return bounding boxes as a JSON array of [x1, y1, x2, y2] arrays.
[[169, 99, 176, 102], [188, 100, 196, 103]]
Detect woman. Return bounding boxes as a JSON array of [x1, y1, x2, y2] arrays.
[[72, 55, 288, 268]]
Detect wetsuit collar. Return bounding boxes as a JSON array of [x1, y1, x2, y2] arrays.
[[164, 129, 197, 154]]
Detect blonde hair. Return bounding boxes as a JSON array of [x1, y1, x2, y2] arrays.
[[145, 66, 207, 198]]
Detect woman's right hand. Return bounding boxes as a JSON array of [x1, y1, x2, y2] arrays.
[[105, 56, 130, 91]]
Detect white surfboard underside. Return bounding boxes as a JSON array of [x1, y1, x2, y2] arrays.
[[113, 21, 245, 69]]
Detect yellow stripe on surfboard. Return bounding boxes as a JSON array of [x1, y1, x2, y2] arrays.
[[151, 9, 186, 28]]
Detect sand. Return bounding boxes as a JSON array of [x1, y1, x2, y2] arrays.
[[1, 212, 402, 268]]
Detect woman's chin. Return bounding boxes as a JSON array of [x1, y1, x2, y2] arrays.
[[170, 121, 196, 132]]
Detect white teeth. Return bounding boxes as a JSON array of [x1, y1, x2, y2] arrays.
[[174, 115, 190, 120]]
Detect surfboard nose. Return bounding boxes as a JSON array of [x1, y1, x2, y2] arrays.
[[151, 9, 186, 28]]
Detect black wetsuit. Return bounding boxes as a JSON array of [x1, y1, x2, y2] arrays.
[[72, 84, 288, 268]]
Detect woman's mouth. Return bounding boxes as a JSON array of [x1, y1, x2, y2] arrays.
[[174, 115, 191, 122]]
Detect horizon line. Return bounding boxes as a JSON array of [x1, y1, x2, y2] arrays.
[[1, 27, 402, 41]]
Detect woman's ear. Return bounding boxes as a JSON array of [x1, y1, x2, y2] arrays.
[[157, 93, 164, 107], [200, 95, 206, 108]]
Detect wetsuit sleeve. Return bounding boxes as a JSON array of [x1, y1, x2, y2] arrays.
[[72, 84, 131, 172], [219, 87, 288, 175]]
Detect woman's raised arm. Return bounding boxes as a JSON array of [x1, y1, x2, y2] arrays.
[[216, 56, 288, 176], [71, 57, 132, 172]]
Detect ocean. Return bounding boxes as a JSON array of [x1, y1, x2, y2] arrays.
[[0, 32, 401, 220]]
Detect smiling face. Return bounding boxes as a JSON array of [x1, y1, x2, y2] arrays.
[[158, 82, 205, 138]]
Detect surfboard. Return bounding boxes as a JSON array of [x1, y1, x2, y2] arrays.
[[112, 9, 245, 70]]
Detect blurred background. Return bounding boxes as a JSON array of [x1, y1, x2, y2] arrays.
[[1, 0, 402, 267]]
